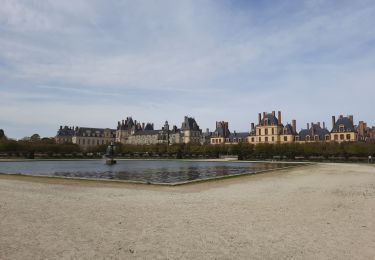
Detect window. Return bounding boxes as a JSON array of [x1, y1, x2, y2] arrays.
[[306, 136, 310, 141], [265, 137, 268, 142], [340, 134, 344, 140], [346, 134, 351, 140], [339, 125, 344, 132], [284, 136, 287, 141], [258, 129, 261, 135], [265, 128, 268, 135], [325, 135, 330, 141], [272, 128, 275, 135], [314, 135, 319, 141], [83, 139, 86, 145], [272, 136, 274, 141], [259, 137, 261, 142], [251, 138, 254, 142], [88, 139, 90, 145]]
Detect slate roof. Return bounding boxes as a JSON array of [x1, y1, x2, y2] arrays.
[[181, 116, 201, 131], [228, 132, 249, 141], [56, 126, 75, 137], [144, 123, 154, 131], [298, 124, 329, 141], [331, 117, 356, 132], [75, 127, 116, 137], [117, 117, 135, 130], [283, 124, 296, 135], [213, 126, 231, 138], [260, 113, 279, 126]]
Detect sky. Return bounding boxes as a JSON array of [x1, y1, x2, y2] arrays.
[[0, 0, 375, 138]]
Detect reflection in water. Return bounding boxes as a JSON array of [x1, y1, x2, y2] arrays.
[[0, 160, 296, 184]]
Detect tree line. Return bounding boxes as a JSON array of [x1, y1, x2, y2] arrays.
[[118, 142, 375, 160], [0, 129, 374, 161]]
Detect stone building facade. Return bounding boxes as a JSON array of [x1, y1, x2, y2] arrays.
[[330, 115, 357, 143], [55, 126, 75, 144], [180, 116, 202, 144], [55, 112, 373, 148], [72, 127, 116, 150], [248, 111, 292, 144], [210, 121, 248, 145], [296, 122, 330, 143], [115, 116, 202, 145]]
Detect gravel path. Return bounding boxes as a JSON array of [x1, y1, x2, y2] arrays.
[[1, 163, 374, 259]]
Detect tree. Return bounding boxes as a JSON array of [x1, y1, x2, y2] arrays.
[[30, 134, 41, 142], [0, 129, 6, 140]]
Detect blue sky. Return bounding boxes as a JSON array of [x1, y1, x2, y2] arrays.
[[1, 0, 375, 138]]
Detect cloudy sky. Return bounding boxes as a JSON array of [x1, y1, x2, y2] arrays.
[[1, 0, 374, 138]]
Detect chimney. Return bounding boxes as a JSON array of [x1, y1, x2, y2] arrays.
[[263, 112, 266, 117], [307, 123, 310, 129], [251, 123, 255, 131], [323, 122, 326, 129], [292, 120, 296, 133], [272, 111, 275, 117], [349, 115, 353, 124], [206, 128, 209, 134], [278, 111, 282, 125], [317, 122, 321, 127], [340, 115, 343, 119], [60, 126, 62, 130], [332, 116, 336, 128], [258, 113, 261, 124]]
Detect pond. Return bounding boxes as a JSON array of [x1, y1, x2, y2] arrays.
[[0, 160, 298, 185]]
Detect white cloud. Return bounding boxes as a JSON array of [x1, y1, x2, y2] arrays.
[[0, 0, 375, 137]]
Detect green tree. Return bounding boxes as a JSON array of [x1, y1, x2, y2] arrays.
[[30, 134, 41, 142]]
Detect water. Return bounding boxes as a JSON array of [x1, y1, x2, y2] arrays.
[[0, 160, 296, 184]]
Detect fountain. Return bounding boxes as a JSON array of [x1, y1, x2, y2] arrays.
[[105, 142, 117, 165]]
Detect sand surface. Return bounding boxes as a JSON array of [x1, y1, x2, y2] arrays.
[[0, 163, 375, 259]]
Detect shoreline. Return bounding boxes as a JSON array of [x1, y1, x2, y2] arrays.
[[0, 163, 311, 186], [0, 157, 357, 164]]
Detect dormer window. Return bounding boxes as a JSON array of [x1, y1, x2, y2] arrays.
[[339, 125, 345, 132]]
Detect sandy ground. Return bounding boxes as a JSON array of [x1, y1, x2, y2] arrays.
[[0, 163, 375, 260]]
